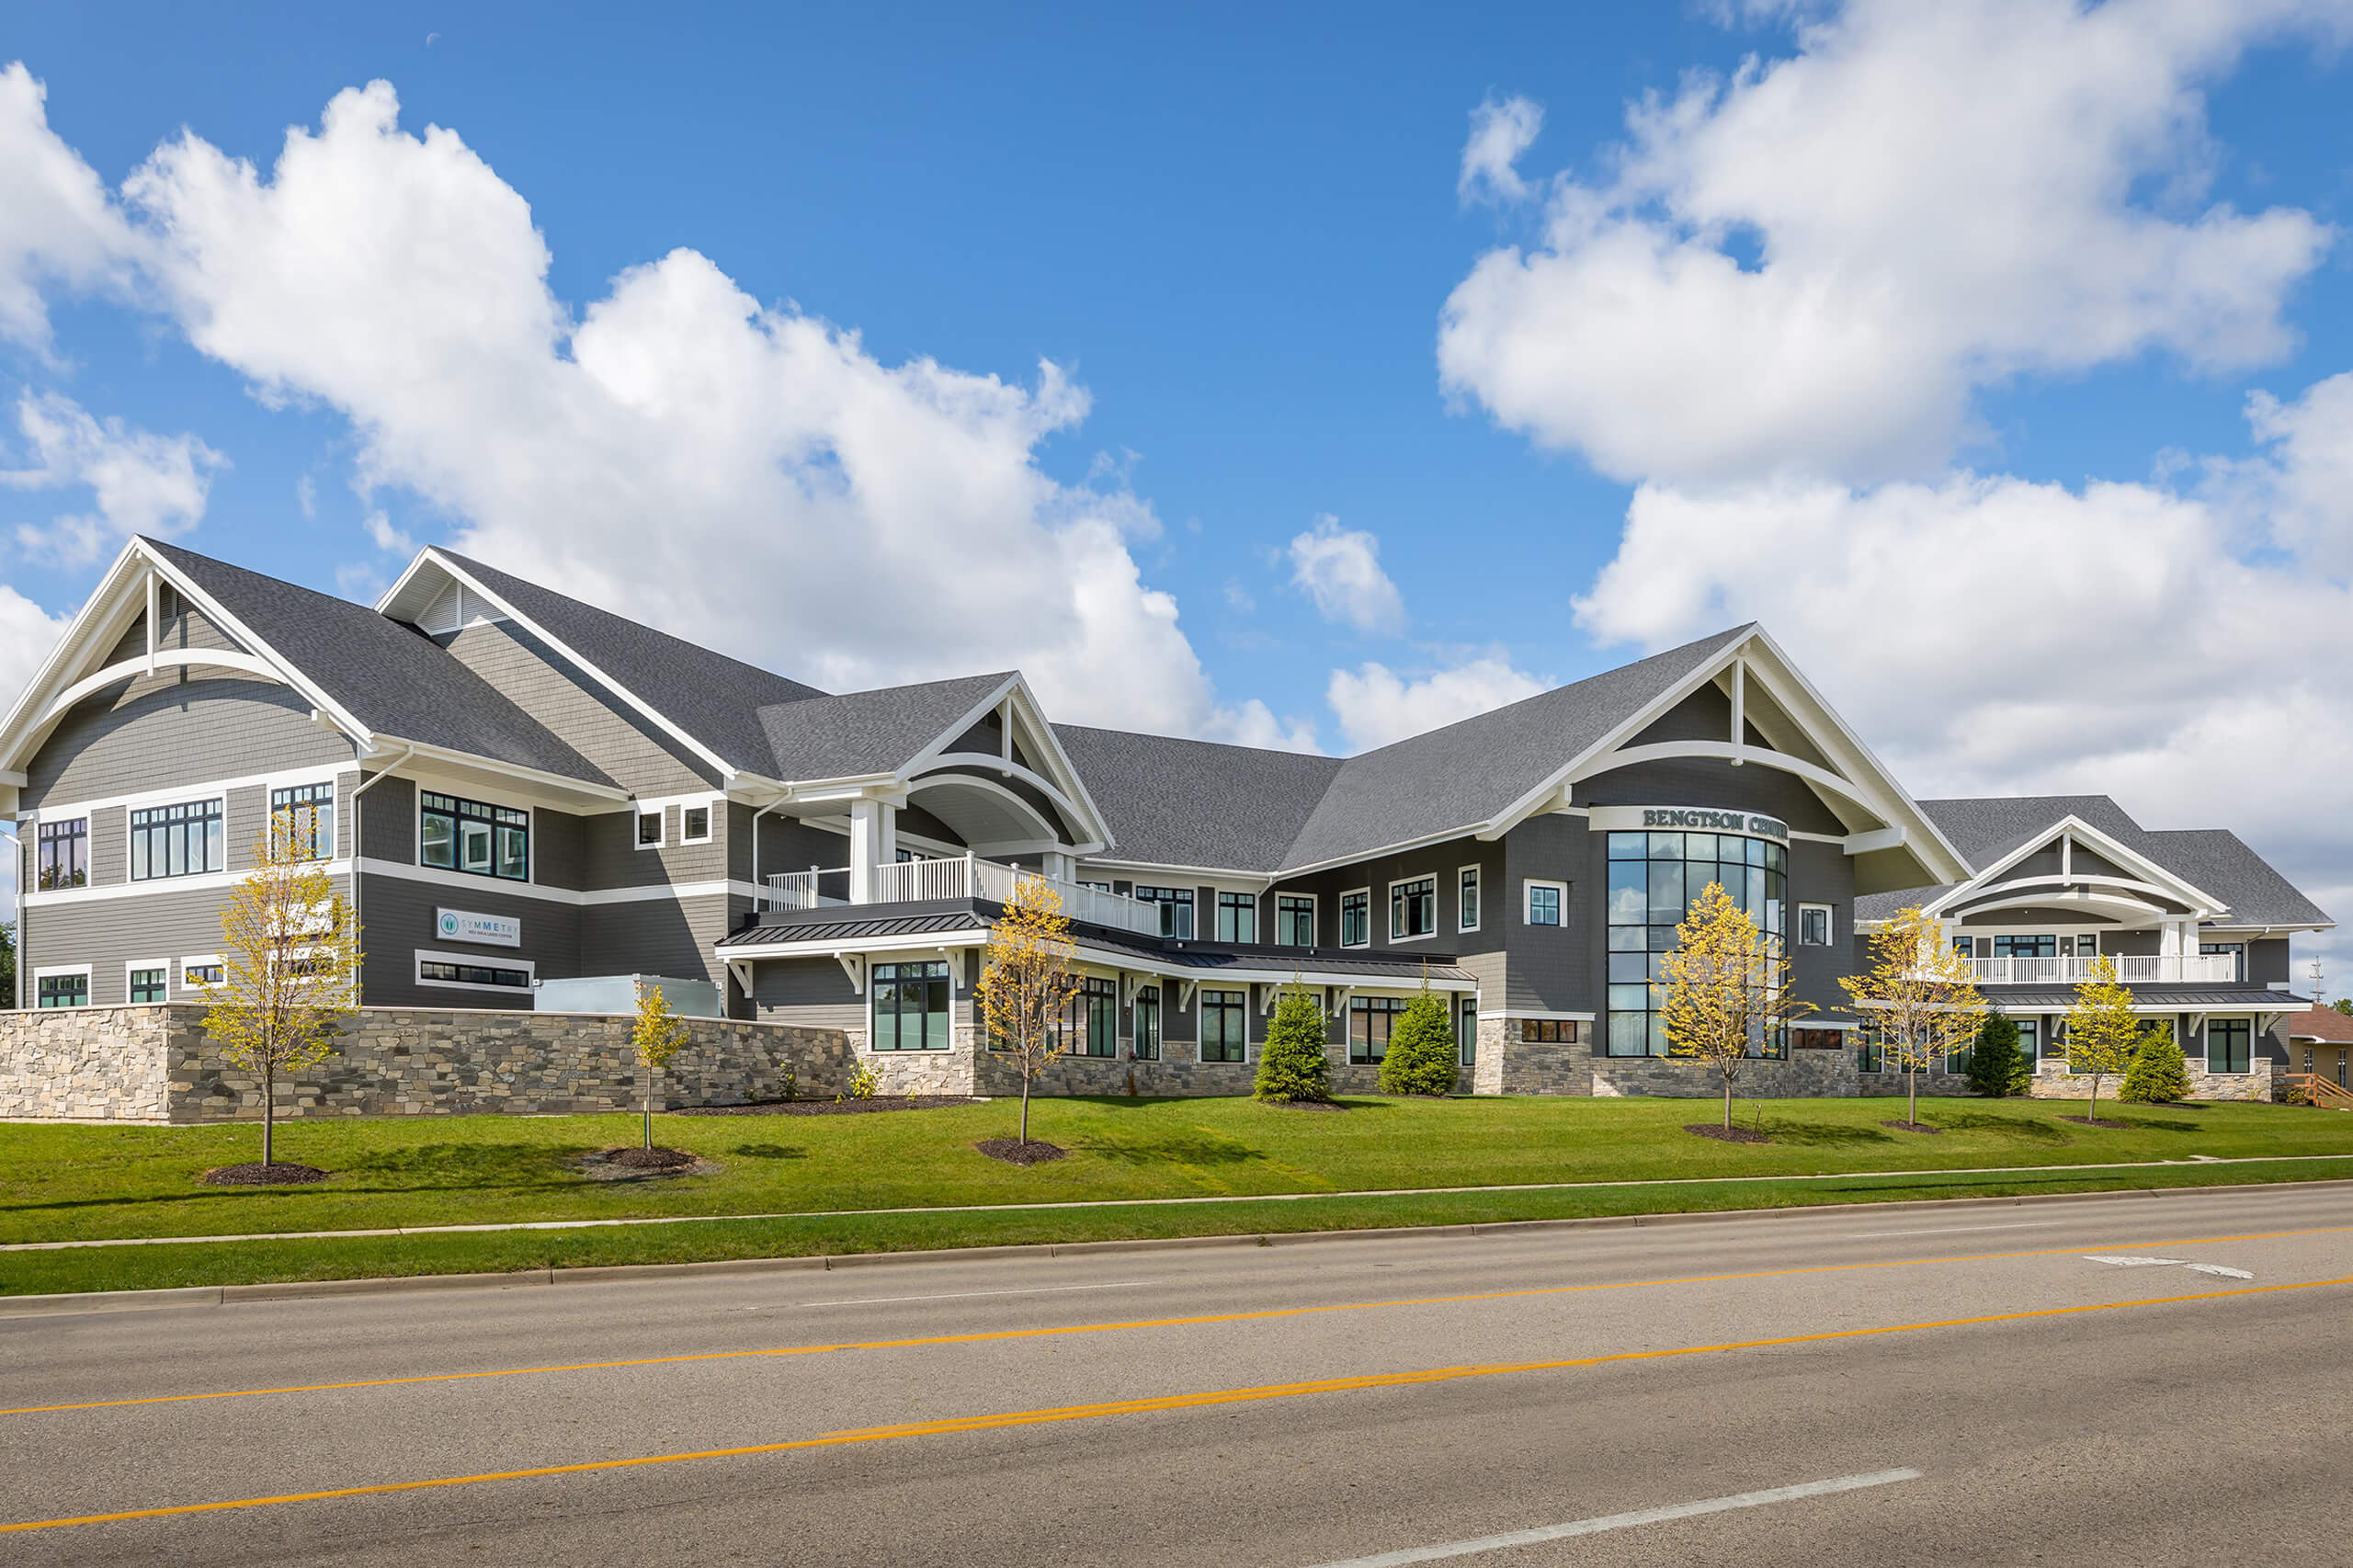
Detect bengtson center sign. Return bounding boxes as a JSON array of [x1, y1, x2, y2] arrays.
[[1587, 805, 1791, 842]]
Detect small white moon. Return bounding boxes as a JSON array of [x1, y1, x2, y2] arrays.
[[426, 31, 439, 46]]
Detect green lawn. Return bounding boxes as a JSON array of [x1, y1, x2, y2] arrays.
[[6, 1094, 2352, 1296]]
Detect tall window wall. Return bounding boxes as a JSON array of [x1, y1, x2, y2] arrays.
[[1606, 829, 1787, 1058]]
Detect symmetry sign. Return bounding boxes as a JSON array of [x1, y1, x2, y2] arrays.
[[436, 908, 522, 949], [1588, 805, 1790, 843]]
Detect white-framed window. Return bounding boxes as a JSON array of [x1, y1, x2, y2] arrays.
[[34, 966, 92, 1009], [1216, 891, 1258, 944], [422, 791, 530, 881], [415, 949, 537, 994], [180, 954, 226, 991], [1524, 880, 1565, 926], [2204, 1016, 2254, 1074], [127, 960, 170, 1006], [635, 808, 665, 850], [680, 803, 714, 845], [1458, 866, 1481, 933], [1199, 988, 1248, 1062], [130, 797, 225, 881], [1276, 892, 1316, 948], [1390, 876, 1437, 941], [1798, 903, 1834, 946], [36, 816, 88, 890], [1339, 888, 1370, 948], [270, 782, 336, 861], [1135, 885, 1197, 939]]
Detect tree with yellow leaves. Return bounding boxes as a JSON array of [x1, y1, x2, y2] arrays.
[[1840, 906, 1986, 1130], [631, 982, 691, 1150], [2062, 954, 2142, 1123], [1656, 880, 1810, 1130], [206, 815, 364, 1170], [975, 873, 1086, 1148]]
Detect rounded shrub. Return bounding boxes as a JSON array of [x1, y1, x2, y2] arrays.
[[2120, 1027, 2192, 1104], [1378, 991, 1459, 1096], [1967, 1011, 2024, 1098], [1255, 987, 1333, 1103]]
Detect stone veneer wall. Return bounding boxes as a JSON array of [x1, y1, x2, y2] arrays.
[[1, 1006, 852, 1123], [861, 1028, 1472, 1099], [2024, 1057, 2275, 1104]]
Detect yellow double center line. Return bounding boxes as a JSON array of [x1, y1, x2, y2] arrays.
[[7, 1222, 2348, 1421], [6, 1273, 2347, 1536]]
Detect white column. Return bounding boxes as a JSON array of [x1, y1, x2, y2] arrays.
[[849, 799, 881, 903], [1041, 849, 1074, 883], [878, 801, 898, 867], [1729, 657, 1745, 764]]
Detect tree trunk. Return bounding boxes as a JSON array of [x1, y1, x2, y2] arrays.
[[1908, 1065, 1919, 1127], [1020, 1071, 1032, 1145], [643, 1068, 654, 1150], [1722, 1073, 1733, 1130], [261, 1062, 275, 1166], [2087, 1074, 2100, 1124]]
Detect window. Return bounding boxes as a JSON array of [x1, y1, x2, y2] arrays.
[[1339, 890, 1370, 948], [1947, 1039, 1973, 1075], [2061, 932, 2099, 958], [1792, 1028, 1845, 1051], [418, 959, 533, 991], [1525, 881, 1563, 926], [130, 798, 224, 881], [1057, 975, 1118, 1058], [1953, 934, 1976, 957], [1349, 994, 1407, 1063], [2206, 1017, 2253, 1075], [1460, 999, 1478, 1065], [1520, 1018, 1579, 1043], [1858, 1029, 1882, 1074], [681, 805, 712, 845], [182, 958, 224, 988], [1390, 877, 1436, 940], [1459, 867, 1481, 932], [1135, 885, 1196, 940], [636, 810, 664, 849], [2201, 941, 2245, 982], [872, 960, 951, 1051], [1798, 904, 1832, 947], [1277, 894, 1315, 949], [2018, 1018, 2043, 1060], [1200, 989, 1247, 1062], [36, 818, 86, 890], [1605, 828, 1786, 1058], [1992, 934, 2056, 959], [1133, 986, 1162, 1060], [270, 782, 336, 861], [1078, 880, 1113, 893], [422, 792, 530, 881], [37, 971, 89, 1008], [1217, 892, 1258, 945], [129, 967, 168, 1005]]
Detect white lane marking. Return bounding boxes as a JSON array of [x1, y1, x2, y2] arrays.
[[1298, 1469, 1924, 1568], [2185, 1264, 2254, 1279], [785, 1280, 1159, 1309], [2085, 1255, 2186, 1267], [1846, 1221, 2067, 1239]]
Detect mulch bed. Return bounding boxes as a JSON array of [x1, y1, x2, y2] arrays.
[[974, 1138, 1068, 1166], [1880, 1119, 1942, 1134], [574, 1147, 722, 1181], [201, 1162, 328, 1187], [680, 1096, 983, 1118], [2059, 1115, 2134, 1130], [1684, 1124, 1771, 1144], [1258, 1097, 1347, 1111]]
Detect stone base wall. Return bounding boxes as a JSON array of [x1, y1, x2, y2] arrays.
[[859, 1029, 1471, 1100], [1, 1006, 852, 1123], [2025, 1058, 2276, 1104]]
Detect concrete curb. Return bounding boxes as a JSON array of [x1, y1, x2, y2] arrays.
[[6, 1176, 2347, 1320]]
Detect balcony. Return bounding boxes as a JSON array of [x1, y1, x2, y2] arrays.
[[762, 853, 1162, 937], [1962, 955, 2242, 986]]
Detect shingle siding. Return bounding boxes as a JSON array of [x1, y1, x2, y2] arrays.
[[1577, 756, 1847, 835], [1506, 812, 1589, 1016], [25, 675, 350, 810], [357, 870, 582, 1010], [583, 893, 733, 988], [24, 875, 351, 1006], [437, 619, 718, 798]]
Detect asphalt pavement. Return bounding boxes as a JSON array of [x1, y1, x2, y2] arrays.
[[4, 1182, 2349, 1566]]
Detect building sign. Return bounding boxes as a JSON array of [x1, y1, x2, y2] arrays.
[[1589, 805, 1790, 842], [437, 907, 521, 949]]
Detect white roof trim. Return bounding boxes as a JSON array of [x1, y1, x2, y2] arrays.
[[1923, 814, 2228, 922]]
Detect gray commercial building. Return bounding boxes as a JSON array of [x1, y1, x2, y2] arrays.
[[1, 538, 2330, 1097]]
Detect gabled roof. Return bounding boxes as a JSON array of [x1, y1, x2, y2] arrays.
[[388, 548, 826, 780], [148, 543, 613, 789], [2143, 829, 2332, 929], [1279, 626, 1756, 870], [763, 674, 1017, 782], [2284, 1005, 2353, 1043], [1052, 725, 1345, 873]]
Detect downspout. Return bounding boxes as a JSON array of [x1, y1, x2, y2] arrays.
[[7, 819, 23, 1011], [347, 744, 415, 1006], [739, 785, 798, 1017]]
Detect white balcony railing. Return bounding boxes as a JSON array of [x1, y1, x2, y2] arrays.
[[1960, 955, 2242, 986], [762, 855, 1162, 937]]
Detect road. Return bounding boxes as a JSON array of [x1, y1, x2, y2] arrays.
[[4, 1183, 2350, 1566]]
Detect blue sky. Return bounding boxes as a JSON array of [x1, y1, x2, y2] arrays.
[[5, 1, 2353, 981]]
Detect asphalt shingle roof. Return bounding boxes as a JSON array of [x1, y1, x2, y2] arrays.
[[1052, 725, 1344, 873], [761, 674, 1012, 782], [151, 540, 613, 789]]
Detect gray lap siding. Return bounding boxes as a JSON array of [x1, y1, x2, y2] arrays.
[[25, 674, 351, 810], [357, 871, 582, 1010], [24, 875, 352, 1006]]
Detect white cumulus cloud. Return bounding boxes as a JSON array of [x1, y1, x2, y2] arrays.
[[2, 392, 222, 564], [1327, 654, 1550, 752], [0, 62, 135, 351], [1459, 95, 1543, 206], [1288, 515, 1405, 634], [1438, 0, 2346, 487], [112, 79, 1311, 750]]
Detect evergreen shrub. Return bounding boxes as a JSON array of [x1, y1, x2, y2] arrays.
[[1254, 987, 1333, 1102], [2120, 1027, 2192, 1104], [1378, 991, 1459, 1096]]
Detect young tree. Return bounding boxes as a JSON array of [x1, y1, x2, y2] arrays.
[[974, 874, 1085, 1146], [1966, 1009, 2025, 1098], [1255, 981, 1332, 1103], [1378, 983, 1458, 1096], [2061, 954, 2141, 1122], [2333, 998, 2353, 1018], [2120, 1024, 2192, 1104], [205, 818, 363, 1167], [1839, 906, 1986, 1129], [1658, 881, 1810, 1131], [631, 983, 691, 1149]]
